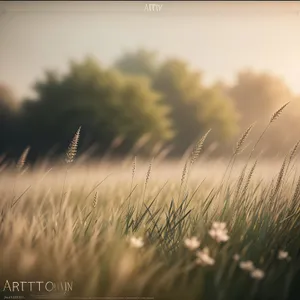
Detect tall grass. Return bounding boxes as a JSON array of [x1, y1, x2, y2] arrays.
[[1, 109, 300, 300]]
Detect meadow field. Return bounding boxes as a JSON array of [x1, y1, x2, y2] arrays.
[[1, 124, 300, 300], [2, 2, 300, 299]]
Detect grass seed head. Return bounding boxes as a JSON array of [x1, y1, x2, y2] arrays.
[[270, 102, 290, 124], [190, 129, 211, 166], [234, 124, 254, 155], [66, 126, 81, 164], [16, 146, 30, 171], [92, 191, 98, 208]]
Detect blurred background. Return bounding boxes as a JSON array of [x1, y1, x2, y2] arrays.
[[1, 1, 300, 162]]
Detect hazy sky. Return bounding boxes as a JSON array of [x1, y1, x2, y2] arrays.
[[1, 1, 300, 99]]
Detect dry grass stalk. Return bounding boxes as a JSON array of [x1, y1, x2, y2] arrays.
[[241, 160, 257, 198], [234, 164, 248, 199], [190, 129, 211, 166], [179, 129, 211, 199], [289, 140, 300, 162], [291, 177, 300, 209], [269, 102, 290, 124], [145, 158, 153, 187], [16, 146, 30, 171], [247, 103, 290, 164], [234, 124, 254, 156], [92, 191, 98, 208], [282, 141, 300, 181], [180, 160, 189, 189], [132, 156, 136, 182], [66, 126, 81, 164], [221, 124, 255, 193], [271, 158, 287, 200]]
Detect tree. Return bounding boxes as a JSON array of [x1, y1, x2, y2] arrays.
[[20, 57, 173, 159], [114, 50, 239, 155], [228, 70, 297, 157], [0, 83, 19, 113], [229, 70, 292, 128], [0, 84, 20, 156], [114, 49, 159, 78], [153, 59, 238, 154]]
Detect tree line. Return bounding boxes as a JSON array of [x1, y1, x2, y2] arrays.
[[0, 49, 299, 161]]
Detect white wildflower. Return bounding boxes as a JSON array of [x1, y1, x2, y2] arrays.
[[184, 236, 201, 251], [212, 222, 227, 230], [195, 247, 215, 266], [209, 229, 229, 243], [278, 250, 289, 260], [250, 268, 265, 280], [130, 236, 144, 248], [209, 221, 229, 243], [239, 260, 255, 272], [233, 254, 240, 261]]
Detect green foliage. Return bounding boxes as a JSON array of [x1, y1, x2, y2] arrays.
[[19, 57, 173, 158], [1, 50, 299, 160], [114, 49, 159, 78], [153, 60, 238, 154], [114, 50, 239, 155], [0, 84, 20, 156]]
